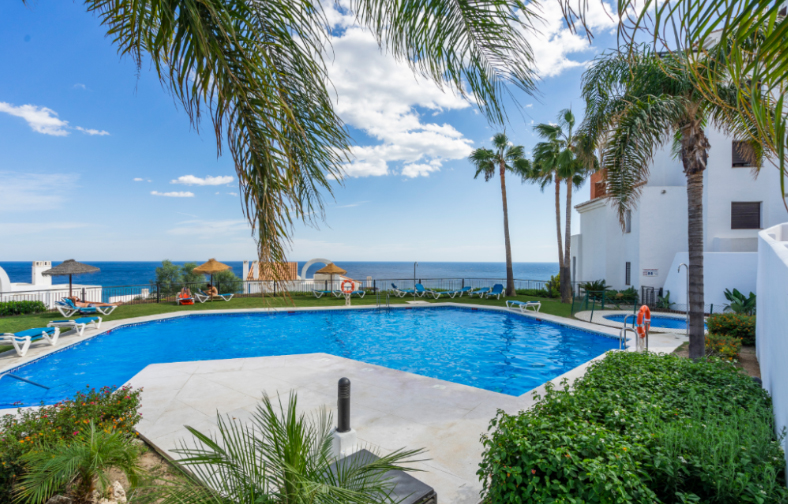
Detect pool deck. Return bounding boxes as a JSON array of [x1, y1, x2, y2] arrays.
[[575, 309, 696, 334], [0, 303, 687, 502]]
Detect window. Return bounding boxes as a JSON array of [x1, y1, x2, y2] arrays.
[[625, 262, 631, 286], [732, 141, 756, 167], [594, 181, 606, 198], [731, 202, 761, 229], [624, 210, 632, 233]]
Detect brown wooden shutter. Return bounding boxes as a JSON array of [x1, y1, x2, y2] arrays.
[[732, 141, 755, 167], [731, 202, 761, 229]]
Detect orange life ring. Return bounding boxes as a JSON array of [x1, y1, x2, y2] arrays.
[[636, 305, 651, 338], [340, 280, 354, 294]]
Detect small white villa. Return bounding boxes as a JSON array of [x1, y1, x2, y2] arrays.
[[570, 128, 786, 310], [0, 261, 102, 307]]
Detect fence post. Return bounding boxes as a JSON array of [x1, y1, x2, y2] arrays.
[[81, 287, 86, 302], [156, 283, 161, 303], [373, 279, 376, 291]]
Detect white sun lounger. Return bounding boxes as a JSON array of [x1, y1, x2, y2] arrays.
[[1, 327, 61, 357], [47, 316, 102, 337], [506, 300, 541, 313]]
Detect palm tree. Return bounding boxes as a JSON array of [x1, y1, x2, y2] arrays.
[[469, 133, 530, 297], [15, 422, 142, 504], [25, 0, 545, 281], [154, 393, 423, 504], [580, 47, 762, 359], [523, 109, 596, 303]]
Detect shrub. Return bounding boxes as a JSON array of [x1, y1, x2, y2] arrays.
[[544, 274, 560, 298], [0, 301, 47, 317], [478, 352, 787, 504], [515, 288, 550, 297], [705, 333, 742, 361], [723, 287, 756, 315], [0, 385, 142, 503], [212, 269, 243, 293], [707, 313, 756, 345]]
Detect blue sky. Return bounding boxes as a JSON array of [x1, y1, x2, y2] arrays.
[[1, 0, 619, 263]]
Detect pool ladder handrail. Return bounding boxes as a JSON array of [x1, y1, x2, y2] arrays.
[[619, 314, 637, 350]]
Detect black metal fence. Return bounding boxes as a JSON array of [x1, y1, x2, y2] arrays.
[[0, 277, 551, 317]]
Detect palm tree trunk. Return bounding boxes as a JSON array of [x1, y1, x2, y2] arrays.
[[681, 120, 709, 359], [554, 173, 564, 267], [500, 160, 515, 296], [560, 179, 573, 303]]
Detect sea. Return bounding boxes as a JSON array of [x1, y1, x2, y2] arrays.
[[0, 261, 559, 287]]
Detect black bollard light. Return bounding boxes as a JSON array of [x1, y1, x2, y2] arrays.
[[337, 377, 351, 433]]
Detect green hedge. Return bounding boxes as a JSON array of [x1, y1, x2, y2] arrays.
[[0, 385, 143, 502], [515, 288, 550, 297], [707, 313, 756, 346], [0, 301, 47, 317], [478, 352, 786, 503]]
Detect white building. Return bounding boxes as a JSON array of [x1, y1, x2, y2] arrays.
[[570, 128, 786, 310], [0, 261, 102, 308]]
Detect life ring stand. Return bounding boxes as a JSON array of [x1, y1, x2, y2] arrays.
[[636, 305, 651, 338], [340, 280, 354, 294]]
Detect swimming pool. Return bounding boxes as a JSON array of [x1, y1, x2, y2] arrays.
[[603, 313, 702, 330], [0, 307, 619, 406]]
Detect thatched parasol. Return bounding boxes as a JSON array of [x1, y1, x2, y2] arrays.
[[315, 263, 346, 290], [42, 259, 100, 298], [193, 259, 232, 299]]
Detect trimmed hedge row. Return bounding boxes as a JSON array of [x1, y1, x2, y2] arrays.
[[478, 352, 786, 503], [707, 313, 756, 346], [0, 301, 47, 317]]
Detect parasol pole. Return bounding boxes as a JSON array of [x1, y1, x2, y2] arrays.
[[69, 274, 73, 299]]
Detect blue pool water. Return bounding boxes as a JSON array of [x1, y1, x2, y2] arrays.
[[603, 313, 702, 330], [0, 307, 618, 406]]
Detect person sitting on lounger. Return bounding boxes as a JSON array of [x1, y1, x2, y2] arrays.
[[69, 297, 119, 308], [205, 284, 219, 296]]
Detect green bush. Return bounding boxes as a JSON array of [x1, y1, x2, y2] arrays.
[[707, 313, 756, 346], [705, 333, 742, 361], [213, 269, 243, 293], [0, 301, 47, 317], [544, 274, 560, 298], [478, 352, 787, 503], [0, 385, 142, 502]]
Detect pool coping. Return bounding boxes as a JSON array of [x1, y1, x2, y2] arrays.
[[574, 309, 701, 335], [0, 303, 685, 408]]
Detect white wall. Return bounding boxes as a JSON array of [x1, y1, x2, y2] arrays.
[[756, 222, 788, 471], [638, 186, 688, 289], [662, 251, 757, 311]]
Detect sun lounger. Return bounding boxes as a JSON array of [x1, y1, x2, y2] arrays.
[[332, 290, 366, 298], [506, 300, 541, 313], [177, 292, 194, 305], [47, 316, 102, 337], [1, 327, 61, 357], [431, 286, 472, 299], [57, 298, 116, 317], [414, 284, 430, 298], [391, 284, 414, 297], [313, 289, 334, 298], [469, 287, 491, 297], [484, 284, 505, 300], [196, 290, 234, 302]]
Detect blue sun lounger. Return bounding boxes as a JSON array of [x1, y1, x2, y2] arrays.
[[506, 300, 541, 313], [484, 284, 505, 300], [469, 287, 491, 297], [333, 289, 366, 298], [430, 286, 472, 299], [1, 327, 61, 357], [313, 289, 334, 298], [195, 290, 234, 302], [391, 284, 414, 297], [56, 298, 116, 317], [47, 316, 102, 337], [415, 284, 430, 297]]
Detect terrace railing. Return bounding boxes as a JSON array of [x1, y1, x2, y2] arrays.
[[0, 277, 551, 317]]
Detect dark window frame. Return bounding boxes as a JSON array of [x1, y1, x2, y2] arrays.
[[625, 262, 631, 286], [731, 202, 761, 229], [732, 141, 757, 168], [624, 209, 632, 234]]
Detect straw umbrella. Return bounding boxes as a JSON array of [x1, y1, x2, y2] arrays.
[[42, 259, 100, 299], [315, 263, 347, 291], [193, 259, 232, 300]]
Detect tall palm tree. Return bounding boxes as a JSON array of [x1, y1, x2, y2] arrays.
[[469, 133, 530, 296], [580, 47, 763, 359], [27, 0, 544, 281], [523, 109, 596, 303]]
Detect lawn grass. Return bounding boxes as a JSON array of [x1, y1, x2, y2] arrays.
[[0, 293, 572, 354]]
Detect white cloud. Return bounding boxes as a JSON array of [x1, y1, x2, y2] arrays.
[[133, 178, 144, 182], [402, 161, 441, 178], [73, 84, 87, 90], [322, 8, 474, 178], [75, 126, 110, 136], [0, 102, 110, 137], [171, 175, 234, 186], [168, 219, 250, 238], [0, 102, 70, 136], [335, 201, 369, 208], [227, 192, 238, 196], [0, 172, 76, 212], [151, 191, 194, 197], [518, 1, 616, 78]]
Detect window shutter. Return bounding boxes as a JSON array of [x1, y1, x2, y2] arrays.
[[731, 202, 761, 229], [732, 141, 755, 167], [625, 262, 631, 285]]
